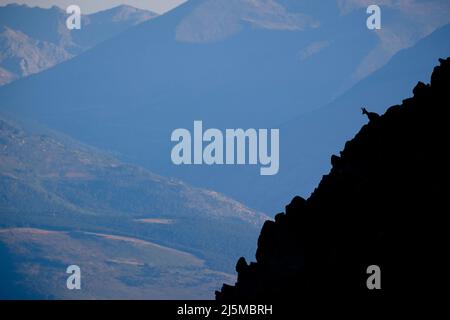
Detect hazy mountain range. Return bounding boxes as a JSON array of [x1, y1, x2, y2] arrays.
[[0, 4, 157, 85], [1, 0, 449, 214]]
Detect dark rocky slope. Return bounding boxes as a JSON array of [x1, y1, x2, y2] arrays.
[[216, 57, 450, 301]]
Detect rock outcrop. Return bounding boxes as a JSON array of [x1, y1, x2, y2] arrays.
[[216, 58, 450, 301]]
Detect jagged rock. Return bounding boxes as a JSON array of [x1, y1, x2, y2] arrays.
[[285, 195, 306, 216], [236, 257, 248, 274], [330, 154, 341, 168], [413, 81, 428, 97]]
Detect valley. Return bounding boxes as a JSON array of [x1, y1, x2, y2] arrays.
[[0, 227, 234, 299], [0, 114, 268, 299]]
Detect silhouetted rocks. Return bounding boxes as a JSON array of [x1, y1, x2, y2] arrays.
[[216, 57, 450, 301]]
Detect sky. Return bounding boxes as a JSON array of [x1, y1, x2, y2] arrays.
[[0, 0, 186, 14]]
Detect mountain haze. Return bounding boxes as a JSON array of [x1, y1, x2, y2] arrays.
[[1, 0, 449, 214]]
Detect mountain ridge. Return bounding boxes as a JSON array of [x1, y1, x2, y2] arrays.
[[1, 1, 450, 215], [0, 3, 158, 85], [216, 57, 450, 301]]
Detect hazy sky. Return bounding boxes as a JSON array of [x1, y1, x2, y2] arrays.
[[0, 0, 186, 14]]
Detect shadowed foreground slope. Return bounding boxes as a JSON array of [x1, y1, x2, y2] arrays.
[[217, 58, 450, 301]]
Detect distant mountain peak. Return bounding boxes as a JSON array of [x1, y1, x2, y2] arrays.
[[0, 4, 158, 85], [175, 0, 318, 43], [90, 4, 159, 22], [109, 4, 158, 14], [0, 25, 71, 80]]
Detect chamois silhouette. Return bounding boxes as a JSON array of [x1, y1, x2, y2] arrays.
[[361, 107, 380, 122]]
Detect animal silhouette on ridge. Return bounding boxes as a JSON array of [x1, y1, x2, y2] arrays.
[[361, 107, 380, 122]]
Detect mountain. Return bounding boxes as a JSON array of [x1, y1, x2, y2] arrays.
[[0, 26, 72, 85], [1, 0, 449, 213], [0, 114, 268, 299], [0, 4, 157, 85], [216, 57, 450, 301]]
